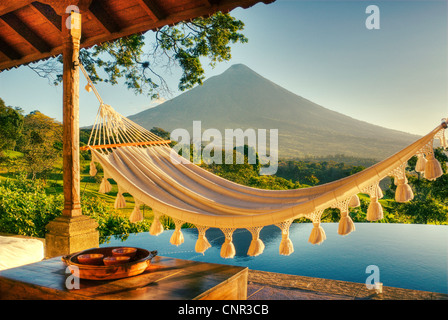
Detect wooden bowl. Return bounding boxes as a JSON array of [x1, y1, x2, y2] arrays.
[[62, 247, 157, 280], [77, 253, 104, 265], [103, 256, 130, 266], [112, 247, 137, 258]]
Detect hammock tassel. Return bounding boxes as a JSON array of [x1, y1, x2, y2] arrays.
[[424, 153, 443, 181], [114, 186, 126, 209], [348, 194, 360, 207], [415, 153, 427, 173], [247, 227, 265, 257], [395, 178, 414, 203], [276, 220, 294, 256], [367, 197, 383, 221], [170, 219, 184, 246], [220, 228, 236, 259], [308, 222, 326, 245], [377, 184, 384, 199], [149, 212, 164, 236], [195, 226, 211, 254], [99, 171, 112, 193], [279, 233, 294, 256], [338, 211, 355, 236], [129, 200, 143, 223], [89, 159, 97, 177]]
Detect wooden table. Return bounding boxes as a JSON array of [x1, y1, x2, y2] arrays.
[[0, 256, 248, 300]]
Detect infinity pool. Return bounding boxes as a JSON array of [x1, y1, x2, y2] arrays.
[[101, 223, 448, 294]]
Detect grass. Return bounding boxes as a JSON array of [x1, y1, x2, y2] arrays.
[[3, 150, 23, 159], [0, 156, 156, 223]]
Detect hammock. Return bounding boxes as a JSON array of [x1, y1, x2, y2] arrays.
[[80, 65, 447, 258]]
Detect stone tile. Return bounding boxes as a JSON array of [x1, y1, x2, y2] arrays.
[[247, 270, 448, 300]]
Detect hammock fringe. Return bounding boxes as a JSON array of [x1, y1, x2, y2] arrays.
[[338, 212, 356, 236], [195, 226, 211, 254], [220, 228, 236, 258], [276, 220, 294, 255], [377, 185, 384, 199], [99, 178, 112, 193], [170, 219, 185, 246], [415, 154, 427, 173], [395, 179, 414, 203], [247, 227, 265, 256], [279, 234, 294, 256], [367, 198, 383, 221], [114, 187, 126, 209], [424, 156, 443, 181], [89, 160, 97, 177], [348, 194, 360, 207], [149, 212, 164, 236], [247, 238, 265, 257], [195, 234, 211, 254], [170, 228, 184, 246], [129, 201, 143, 223], [221, 239, 236, 259], [308, 222, 326, 245]]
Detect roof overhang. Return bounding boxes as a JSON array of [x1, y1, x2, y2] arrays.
[[0, 0, 274, 71]]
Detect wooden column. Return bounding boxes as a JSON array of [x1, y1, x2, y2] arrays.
[[62, 10, 82, 217], [45, 10, 98, 258], [62, 13, 81, 217]]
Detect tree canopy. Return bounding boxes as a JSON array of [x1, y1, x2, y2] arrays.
[[30, 12, 247, 99], [0, 98, 24, 154]]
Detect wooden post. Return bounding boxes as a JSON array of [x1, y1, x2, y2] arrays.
[[62, 10, 82, 217], [45, 10, 98, 258]]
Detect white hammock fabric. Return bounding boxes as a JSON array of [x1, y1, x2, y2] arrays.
[[81, 66, 447, 258]]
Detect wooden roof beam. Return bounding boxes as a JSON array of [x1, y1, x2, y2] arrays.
[[0, 36, 22, 60], [136, 0, 166, 21], [29, 2, 62, 33], [0, 0, 33, 16], [1, 12, 52, 53], [88, 1, 120, 34]]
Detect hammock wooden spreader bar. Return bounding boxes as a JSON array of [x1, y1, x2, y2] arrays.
[[80, 140, 172, 151]]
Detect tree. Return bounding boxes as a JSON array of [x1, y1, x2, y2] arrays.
[[16, 111, 63, 179], [0, 98, 24, 154], [29, 12, 247, 99], [393, 197, 448, 224]]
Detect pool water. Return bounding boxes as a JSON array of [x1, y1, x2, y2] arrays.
[[101, 223, 448, 294]]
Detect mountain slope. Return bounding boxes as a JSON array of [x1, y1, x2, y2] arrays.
[[128, 64, 420, 160]]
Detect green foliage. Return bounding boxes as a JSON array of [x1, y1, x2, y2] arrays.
[[0, 173, 63, 238], [43, 12, 248, 98], [81, 196, 151, 244], [276, 159, 366, 186], [0, 98, 24, 154], [199, 146, 303, 190], [150, 127, 171, 140], [0, 174, 152, 243], [14, 111, 63, 179]]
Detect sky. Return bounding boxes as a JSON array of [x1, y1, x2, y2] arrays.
[[0, 0, 447, 136]]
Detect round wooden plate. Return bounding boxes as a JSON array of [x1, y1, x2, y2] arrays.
[[62, 247, 157, 280]]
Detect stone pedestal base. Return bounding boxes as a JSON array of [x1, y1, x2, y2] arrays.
[[45, 215, 99, 258]]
